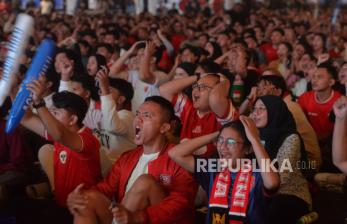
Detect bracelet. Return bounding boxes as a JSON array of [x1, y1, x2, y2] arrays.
[[33, 100, 46, 109]]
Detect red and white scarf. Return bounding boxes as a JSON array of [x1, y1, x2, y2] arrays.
[[209, 163, 253, 224]]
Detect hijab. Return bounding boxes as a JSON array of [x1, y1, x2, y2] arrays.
[[257, 95, 297, 160]]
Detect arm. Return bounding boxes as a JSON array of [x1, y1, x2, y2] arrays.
[[214, 50, 230, 65], [139, 41, 157, 84], [157, 30, 174, 57], [109, 41, 144, 78], [21, 109, 46, 138], [209, 75, 237, 119], [240, 116, 280, 191], [27, 79, 83, 152], [166, 54, 181, 81], [332, 96, 347, 173], [97, 70, 130, 135], [239, 87, 257, 115], [159, 75, 197, 102], [169, 132, 219, 173], [58, 61, 73, 92]]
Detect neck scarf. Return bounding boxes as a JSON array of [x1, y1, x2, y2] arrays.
[[209, 163, 253, 224]]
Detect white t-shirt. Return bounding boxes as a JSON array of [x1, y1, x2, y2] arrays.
[[127, 70, 169, 113], [125, 152, 159, 193], [99, 94, 136, 162]]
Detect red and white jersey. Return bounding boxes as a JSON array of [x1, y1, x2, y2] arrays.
[[298, 90, 342, 141], [46, 127, 102, 207], [172, 93, 237, 157]]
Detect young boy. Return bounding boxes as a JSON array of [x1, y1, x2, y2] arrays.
[[21, 78, 102, 207], [66, 96, 198, 224], [298, 63, 342, 142], [298, 63, 342, 171], [95, 69, 136, 161], [159, 69, 237, 157]]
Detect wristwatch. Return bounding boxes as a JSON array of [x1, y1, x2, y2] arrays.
[[33, 100, 46, 109]]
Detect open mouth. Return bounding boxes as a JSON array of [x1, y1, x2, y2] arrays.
[[135, 126, 141, 139]]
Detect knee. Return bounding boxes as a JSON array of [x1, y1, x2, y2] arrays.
[[84, 189, 105, 205], [131, 174, 157, 192]]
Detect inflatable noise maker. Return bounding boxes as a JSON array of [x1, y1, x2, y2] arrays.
[[6, 39, 56, 134], [0, 14, 34, 106]]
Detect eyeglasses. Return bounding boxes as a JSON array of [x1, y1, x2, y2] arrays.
[[192, 83, 213, 92], [216, 136, 243, 149], [251, 107, 267, 114], [135, 111, 153, 119]]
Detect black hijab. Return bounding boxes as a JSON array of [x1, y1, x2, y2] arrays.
[[257, 95, 297, 160]]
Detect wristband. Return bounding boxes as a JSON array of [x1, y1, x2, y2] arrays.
[[33, 100, 46, 109]]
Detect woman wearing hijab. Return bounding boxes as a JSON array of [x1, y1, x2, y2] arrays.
[[251, 95, 312, 224]]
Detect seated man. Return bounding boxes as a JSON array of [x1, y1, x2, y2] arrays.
[[21, 77, 102, 207], [67, 96, 198, 224]]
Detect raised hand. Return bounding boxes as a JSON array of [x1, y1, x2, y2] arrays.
[[334, 96, 347, 120], [240, 115, 260, 144], [96, 66, 110, 95], [144, 41, 156, 57], [26, 76, 47, 105], [60, 61, 74, 81], [128, 41, 146, 54]]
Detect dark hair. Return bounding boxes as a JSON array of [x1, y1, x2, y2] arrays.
[[272, 28, 285, 36], [180, 45, 201, 61], [88, 54, 107, 71], [259, 75, 288, 97], [218, 120, 251, 149], [177, 62, 197, 76], [314, 32, 327, 52], [97, 43, 113, 54], [279, 42, 293, 68], [198, 60, 223, 74], [55, 48, 84, 74], [296, 38, 312, 55], [45, 65, 60, 93], [317, 62, 338, 80], [71, 74, 99, 101], [144, 96, 177, 123], [207, 41, 222, 61], [108, 78, 134, 105], [52, 91, 88, 127]]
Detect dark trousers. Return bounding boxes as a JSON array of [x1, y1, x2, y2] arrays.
[[266, 194, 310, 224]]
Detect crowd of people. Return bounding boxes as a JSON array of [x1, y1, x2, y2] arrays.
[[0, 0, 347, 223]]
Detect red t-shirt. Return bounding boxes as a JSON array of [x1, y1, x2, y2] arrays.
[[171, 34, 186, 53], [47, 127, 102, 207], [298, 90, 342, 141], [172, 94, 237, 157]]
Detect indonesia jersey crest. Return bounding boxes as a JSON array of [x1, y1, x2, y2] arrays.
[[59, 150, 67, 164]]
